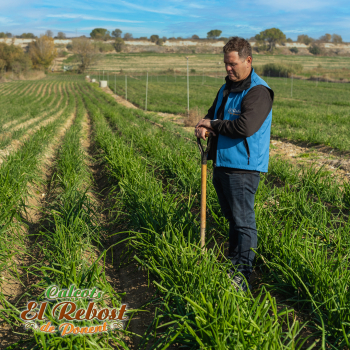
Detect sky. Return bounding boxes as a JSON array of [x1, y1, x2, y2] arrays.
[[1, 0, 350, 41]]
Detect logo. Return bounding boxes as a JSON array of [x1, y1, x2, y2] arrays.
[[228, 108, 241, 115], [20, 285, 128, 336]]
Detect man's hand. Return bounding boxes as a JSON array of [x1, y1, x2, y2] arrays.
[[195, 119, 212, 129], [194, 119, 216, 140]]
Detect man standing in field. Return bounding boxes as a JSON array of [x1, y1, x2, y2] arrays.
[[195, 37, 274, 292]]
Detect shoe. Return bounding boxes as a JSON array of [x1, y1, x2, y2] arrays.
[[227, 271, 250, 292]]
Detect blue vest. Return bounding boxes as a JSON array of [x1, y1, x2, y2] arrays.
[[213, 69, 272, 172]]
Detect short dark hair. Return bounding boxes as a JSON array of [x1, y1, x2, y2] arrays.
[[223, 37, 252, 60]]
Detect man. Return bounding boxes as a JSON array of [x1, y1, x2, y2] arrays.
[[195, 37, 274, 292]]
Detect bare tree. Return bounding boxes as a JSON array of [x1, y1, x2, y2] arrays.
[[123, 33, 133, 40], [29, 35, 57, 68], [319, 33, 331, 43], [332, 34, 343, 43], [45, 30, 53, 38], [72, 37, 99, 73], [57, 32, 66, 39]]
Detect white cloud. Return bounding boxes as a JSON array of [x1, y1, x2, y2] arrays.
[[0, 16, 14, 24], [254, 0, 331, 11], [117, 0, 184, 15], [46, 14, 143, 23]]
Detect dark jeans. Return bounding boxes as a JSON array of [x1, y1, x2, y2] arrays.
[[213, 168, 260, 279]]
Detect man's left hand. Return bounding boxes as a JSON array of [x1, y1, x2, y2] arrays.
[[196, 119, 212, 129]]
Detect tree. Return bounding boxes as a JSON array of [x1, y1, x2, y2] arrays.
[[90, 28, 109, 40], [0, 32, 7, 38], [290, 47, 298, 54], [297, 34, 314, 45], [0, 42, 32, 70], [45, 30, 53, 38], [72, 37, 99, 72], [156, 39, 164, 46], [286, 38, 293, 43], [0, 59, 6, 72], [57, 32, 66, 39], [332, 34, 342, 43], [114, 37, 125, 52], [207, 30, 222, 39], [255, 28, 286, 51], [162, 36, 167, 42], [192, 34, 200, 39], [5, 32, 12, 38], [319, 33, 331, 42], [150, 35, 159, 43], [123, 33, 133, 40], [111, 29, 122, 38], [29, 35, 57, 69], [20, 33, 36, 39]]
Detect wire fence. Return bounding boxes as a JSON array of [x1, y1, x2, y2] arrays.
[[86, 68, 345, 117]]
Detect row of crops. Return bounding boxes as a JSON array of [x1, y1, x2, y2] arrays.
[[0, 78, 349, 349]]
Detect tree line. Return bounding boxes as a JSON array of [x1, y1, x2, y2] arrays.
[[0, 35, 56, 77]]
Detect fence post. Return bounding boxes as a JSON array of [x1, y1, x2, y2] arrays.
[[186, 57, 189, 118], [145, 72, 148, 111], [125, 75, 127, 100]]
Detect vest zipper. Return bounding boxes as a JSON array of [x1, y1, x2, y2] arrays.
[[243, 138, 250, 165]]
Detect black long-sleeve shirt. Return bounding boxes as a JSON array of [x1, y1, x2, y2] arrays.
[[204, 68, 274, 172]]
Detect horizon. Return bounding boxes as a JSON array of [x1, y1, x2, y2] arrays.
[[1, 0, 350, 41]]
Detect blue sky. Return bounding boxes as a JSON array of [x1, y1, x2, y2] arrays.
[[1, 0, 350, 41]]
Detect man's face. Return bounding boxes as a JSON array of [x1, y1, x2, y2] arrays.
[[224, 51, 252, 82]]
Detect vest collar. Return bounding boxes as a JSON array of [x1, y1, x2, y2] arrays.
[[223, 68, 253, 96]]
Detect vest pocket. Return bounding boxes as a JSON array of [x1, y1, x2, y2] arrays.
[[243, 138, 250, 165]]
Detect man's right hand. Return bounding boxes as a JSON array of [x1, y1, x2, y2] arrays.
[[194, 127, 215, 140]]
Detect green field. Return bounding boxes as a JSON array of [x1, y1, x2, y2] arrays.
[[63, 52, 350, 80], [0, 76, 349, 349]]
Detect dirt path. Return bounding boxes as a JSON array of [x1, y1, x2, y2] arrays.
[[270, 138, 350, 180]]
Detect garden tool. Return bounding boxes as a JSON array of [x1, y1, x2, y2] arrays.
[[197, 131, 213, 248]]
